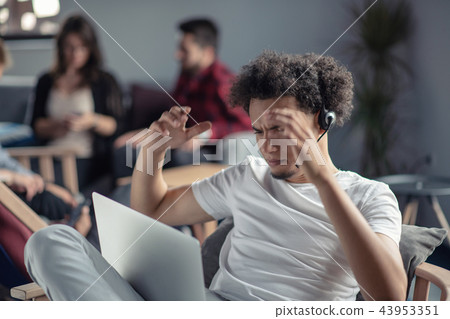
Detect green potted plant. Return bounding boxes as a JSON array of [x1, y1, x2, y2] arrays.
[[346, 0, 413, 177]]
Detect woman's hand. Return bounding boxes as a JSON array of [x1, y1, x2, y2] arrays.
[[4, 172, 45, 201], [34, 118, 69, 139], [66, 112, 97, 132], [67, 112, 117, 136]]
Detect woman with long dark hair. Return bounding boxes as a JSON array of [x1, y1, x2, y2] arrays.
[[31, 15, 123, 190]]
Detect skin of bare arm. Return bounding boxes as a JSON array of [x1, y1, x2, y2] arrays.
[[130, 106, 214, 226]]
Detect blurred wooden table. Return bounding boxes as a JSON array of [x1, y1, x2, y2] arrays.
[[377, 174, 450, 244], [162, 163, 228, 187]]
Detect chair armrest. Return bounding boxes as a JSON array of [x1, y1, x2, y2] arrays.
[[10, 282, 48, 301], [0, 182, 47, 232], [7, 146, 80, 195], [413, 262, 450, 301], [6, 146, 80, 158]]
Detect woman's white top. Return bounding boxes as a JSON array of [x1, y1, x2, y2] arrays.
[[47, 87, 95, 158]]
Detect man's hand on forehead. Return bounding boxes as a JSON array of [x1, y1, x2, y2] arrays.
[[261, 108, 327, 175], [262, 108, 317, 142]]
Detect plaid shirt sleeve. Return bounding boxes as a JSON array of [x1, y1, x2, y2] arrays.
[[173, 61, 252, 140]]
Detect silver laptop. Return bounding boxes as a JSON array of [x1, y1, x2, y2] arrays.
[[92, 192, 220, 301]]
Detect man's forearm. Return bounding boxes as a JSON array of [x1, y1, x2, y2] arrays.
[[314, 174, 407, 301], [130, 147, 168, 217], [120, 103, 213, 228]]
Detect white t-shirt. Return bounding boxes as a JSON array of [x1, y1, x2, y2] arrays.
[[192, 156, 401, 301]]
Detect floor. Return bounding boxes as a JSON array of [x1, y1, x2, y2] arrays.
[[0, 284, 12, 301]]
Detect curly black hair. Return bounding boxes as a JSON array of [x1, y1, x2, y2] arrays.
[[229, 51, 354, 126]]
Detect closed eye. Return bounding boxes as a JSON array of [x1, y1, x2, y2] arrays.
[[271, 126, 283, 132], [252, 126, 263, 135], [252, 126, 283, 134]]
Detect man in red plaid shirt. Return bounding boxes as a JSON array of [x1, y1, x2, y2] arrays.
[[112, 18, 251, 178], [173, 18, 251, 142]]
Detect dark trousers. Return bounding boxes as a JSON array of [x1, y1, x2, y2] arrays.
[[16, 190, 71, 221]]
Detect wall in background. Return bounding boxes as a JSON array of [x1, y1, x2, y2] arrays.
[[2, 0, 450, 227], [4, 0, 351, 84], [1, 0, 367, 170], [409, 0, 450, 229]]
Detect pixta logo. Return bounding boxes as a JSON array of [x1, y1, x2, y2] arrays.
[[126, 129, 172, 176], [126, 130, 326, 175]]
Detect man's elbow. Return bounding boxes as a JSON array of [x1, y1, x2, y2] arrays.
[[363, 271, 408, 301], [392, 273, 408, 301], [378, 273, 408, 301], [129, 189, 148, 215]]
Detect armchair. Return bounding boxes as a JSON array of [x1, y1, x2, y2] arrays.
[[0, 181, 49, 300], [7, 146, 79, 195], [1, 145, 80, 300]]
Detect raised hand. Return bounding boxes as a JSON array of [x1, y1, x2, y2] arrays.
[[147, 106, 211, 151]]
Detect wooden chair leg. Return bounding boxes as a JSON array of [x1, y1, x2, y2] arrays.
[[413, 277, 430, 301], [38, 155, 55, 183], [430, 196, 450, 245], [414, 262, 450, 301], [191, 223, 206, 245], [403, 199, 419, 225], [61, 154, 79, 195], [203, 220, 218, 239], [191, 221, 218, 245]]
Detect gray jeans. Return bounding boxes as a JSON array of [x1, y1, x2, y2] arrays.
[[25, 225, 225, 301], [25, 225, 144, 301]]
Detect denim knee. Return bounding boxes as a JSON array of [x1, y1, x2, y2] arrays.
[[24, 225, 80, 271]]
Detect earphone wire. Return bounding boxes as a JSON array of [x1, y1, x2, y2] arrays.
[[294, 127, 328, 168], [317, 128, 328, 143]]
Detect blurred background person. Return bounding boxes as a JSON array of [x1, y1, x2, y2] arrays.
[[0, 38, 91, 235], [113, 17, 251, 179], [173, 17, 251, 142], [1, 39, 94, 297], [31, 15, 124, 192]]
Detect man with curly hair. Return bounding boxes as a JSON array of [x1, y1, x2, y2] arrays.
[[25, 51, 407, 301]]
